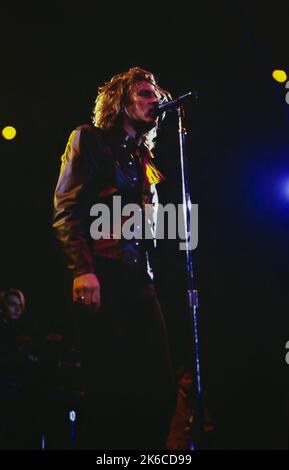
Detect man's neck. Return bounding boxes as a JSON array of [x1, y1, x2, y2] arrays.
[[122, 123, 145, 147]]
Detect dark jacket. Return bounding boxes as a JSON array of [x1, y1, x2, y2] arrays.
[[53, 124, 163, 279]]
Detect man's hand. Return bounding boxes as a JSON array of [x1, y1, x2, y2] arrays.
[[73, 273, 101, 312]]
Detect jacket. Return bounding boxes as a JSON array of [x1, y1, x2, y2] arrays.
[[53, 124, 164, 279]]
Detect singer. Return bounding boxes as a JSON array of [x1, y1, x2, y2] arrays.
[[53, 67, 176, 449]]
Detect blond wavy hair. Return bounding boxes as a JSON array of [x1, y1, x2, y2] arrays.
[[92, 67, 171, 148], [0, 288, 26, 315]]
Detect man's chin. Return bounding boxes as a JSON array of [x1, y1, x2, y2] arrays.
[[141, 117, 158, 132]]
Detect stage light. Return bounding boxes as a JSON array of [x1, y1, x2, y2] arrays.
[[272, 69, 287, 83], [282, 178, 289, 199], [2, 125, 17, 140]]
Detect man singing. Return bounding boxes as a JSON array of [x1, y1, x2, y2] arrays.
[[53, 67, 175, 449]]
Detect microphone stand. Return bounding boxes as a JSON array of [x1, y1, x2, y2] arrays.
[[177, 104, 205, 450]]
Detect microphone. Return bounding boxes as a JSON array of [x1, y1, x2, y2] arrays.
[[152, 91, 198, 117]]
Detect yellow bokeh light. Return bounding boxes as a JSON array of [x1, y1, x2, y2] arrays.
[[272, 69, 287, 83], [2, 126, 17, 140]]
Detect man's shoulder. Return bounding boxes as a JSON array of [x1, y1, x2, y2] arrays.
[[74, 124, 106, 138], [73, 124, 113, 157]]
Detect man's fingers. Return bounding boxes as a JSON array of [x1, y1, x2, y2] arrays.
[[73, 287, 85, 304], [72, 274, 101, 311], [73, 286, 100, 311], [91, 286, 101, 311], [83, 289, 92, 307]]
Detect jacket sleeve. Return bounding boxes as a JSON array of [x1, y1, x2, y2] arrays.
[[53, 126, 97, 278]]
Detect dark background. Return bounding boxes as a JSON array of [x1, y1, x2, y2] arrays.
[[0, 1, 288, 449]]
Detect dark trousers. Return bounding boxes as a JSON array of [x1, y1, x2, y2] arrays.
[[73, 261, 175, 450]]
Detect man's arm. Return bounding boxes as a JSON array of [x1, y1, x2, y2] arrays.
[[53, 126, 100, 310]]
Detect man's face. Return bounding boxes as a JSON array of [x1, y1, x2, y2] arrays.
[[124, 80, 161, 132], [4, 295, 23, 321]]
